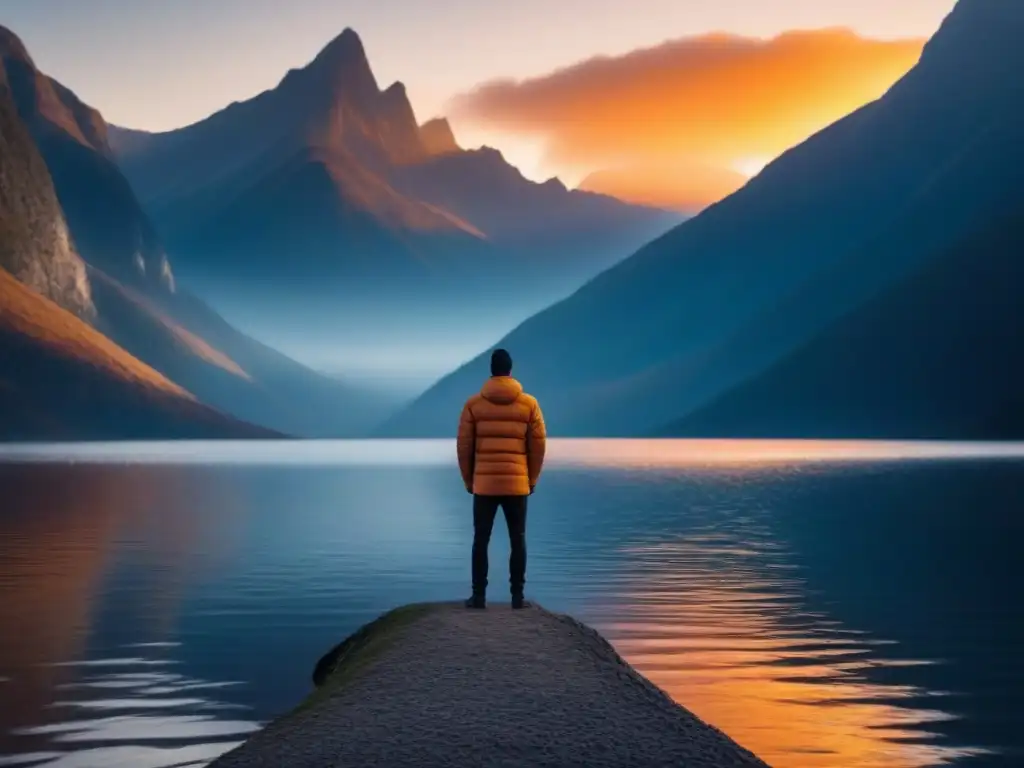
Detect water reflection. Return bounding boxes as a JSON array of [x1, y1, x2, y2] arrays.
[[4, 653, 257, 767], [0, 466, 258, 766], [1, 442, 1021, 767], [591, 519, 986, 767], [0, 468, 129, 744]]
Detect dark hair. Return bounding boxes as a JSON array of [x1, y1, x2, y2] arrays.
[[490, 348, 513, 376]]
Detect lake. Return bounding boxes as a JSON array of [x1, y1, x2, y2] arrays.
[[0, 439, 1021, 768]]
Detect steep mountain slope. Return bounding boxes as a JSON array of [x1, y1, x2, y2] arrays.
[[0, 60, 92, 319], [386, 0, 1024, 437], [0, 268, 271, 440], [110, 29, 486, 259], [667, 208, 1024, 438], [2, 26, 384, 436], [87, 271, 391, 436], [0, 26, 172, 292], [108, 29, 677, 375], [1, 59, 268, 439]]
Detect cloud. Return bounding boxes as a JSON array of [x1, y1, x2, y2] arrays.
[[449, 29, 924, 206]]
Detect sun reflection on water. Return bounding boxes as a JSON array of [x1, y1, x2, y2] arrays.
[[591, 527, 990, 767]]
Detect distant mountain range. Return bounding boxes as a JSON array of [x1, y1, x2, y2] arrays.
[[387, 0, 1024, 439], [1, 26, 388, 439], [107, 29, 679, 375]]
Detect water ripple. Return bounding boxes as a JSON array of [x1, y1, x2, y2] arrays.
[[2, 649, 259, 768], [2, 444, 1020, 767]]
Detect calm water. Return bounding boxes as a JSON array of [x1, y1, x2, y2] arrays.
[[0, 440, 1022, 768]]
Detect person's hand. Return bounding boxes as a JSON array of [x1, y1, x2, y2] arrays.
[[529, 485, 536, 495], [466, 486, 473, 495]]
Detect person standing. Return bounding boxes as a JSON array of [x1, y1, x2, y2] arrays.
[[457, 348, 546, 609]]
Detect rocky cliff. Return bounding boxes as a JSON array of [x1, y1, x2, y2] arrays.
[[0, 56, 92, 318]]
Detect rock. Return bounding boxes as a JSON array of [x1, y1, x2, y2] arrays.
[[0, 56, 93, 319], [211, 602, 768, 767]]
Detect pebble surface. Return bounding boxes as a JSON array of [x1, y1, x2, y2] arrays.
[[211, 602, 770, 767]]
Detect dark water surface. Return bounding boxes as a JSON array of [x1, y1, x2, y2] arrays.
[[0, 440, 1021, 768]]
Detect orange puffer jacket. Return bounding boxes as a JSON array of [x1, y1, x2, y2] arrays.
[[457, 376, 547, 497]]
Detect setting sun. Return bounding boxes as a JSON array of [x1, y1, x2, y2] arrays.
[[732, 155, 772, 178]]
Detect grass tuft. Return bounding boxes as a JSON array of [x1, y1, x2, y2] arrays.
[[290, 602, 441, 716]]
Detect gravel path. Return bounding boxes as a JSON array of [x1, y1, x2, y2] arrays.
[[212, 602, 770, 767]]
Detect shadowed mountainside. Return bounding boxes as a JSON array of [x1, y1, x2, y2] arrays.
[[1, 25, 388, 437], [0, 26, 173, 292], [385, 0, 1024, 438], [88, 270, 393, 437], [1, 37, 270, 439], [0, 266, 272, 440], [667, 207, 1024, 438], [0, 54, 92, 318]]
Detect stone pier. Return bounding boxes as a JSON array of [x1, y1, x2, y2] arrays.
[[211, 602, 769, 767]]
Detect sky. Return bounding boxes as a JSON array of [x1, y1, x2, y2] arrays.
[[1, 0, 956, 190], [453, 29, 925, 205]]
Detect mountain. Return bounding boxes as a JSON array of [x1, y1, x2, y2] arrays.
[[108, 27, 486, 274], [86, 271, 393, 437], [386, 0, 1024, 437], [108, 29, 678, 376], [0, 268, 274, 440], [667, 208, 1024, 438], [419, 117, 460, 156], [0, 53, 92, 319], [1, 26, 385, 437], [389, 147, 668, 258], [0, 63, 269, 440], [0, 26, 173, 292]]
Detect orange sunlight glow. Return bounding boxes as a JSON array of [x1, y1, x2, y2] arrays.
[[451, 29, 925, 211], [732, 156, 773, 179], [593, 533, 987, 767], [578, 162, 749, 213]]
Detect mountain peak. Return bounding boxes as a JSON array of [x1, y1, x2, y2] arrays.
[[376, 80, 429, 163], [0, 25, 34, 66], [314, 27, 368, 66], [542, 177, 568, 193], [420, 117, 460, 156], [301, 26, 379, 101]]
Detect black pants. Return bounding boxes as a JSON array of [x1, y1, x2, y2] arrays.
[[471, 494, 528, 597]]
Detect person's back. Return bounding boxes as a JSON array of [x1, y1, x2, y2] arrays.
[[457, 349, 546, 609]]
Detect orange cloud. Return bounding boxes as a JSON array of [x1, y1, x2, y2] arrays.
[[450, 29, 924, 209]]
